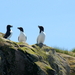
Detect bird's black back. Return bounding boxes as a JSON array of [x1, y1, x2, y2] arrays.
[[4, 31, 11, 38]]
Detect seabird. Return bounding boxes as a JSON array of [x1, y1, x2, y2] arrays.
[[4, 25, 13, 40], [37, 26, 46, 44], [17, 27, 27, 43]]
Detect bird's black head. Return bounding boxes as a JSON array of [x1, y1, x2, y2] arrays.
[[38, 26, 44, 33], [7, 25, 13, 31], [7, 25, 13, 28], [17, 27, 24, 32]]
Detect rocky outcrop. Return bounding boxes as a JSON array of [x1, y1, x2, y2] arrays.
[[57, 53, 75, 74], [0, 33, 70, 75]]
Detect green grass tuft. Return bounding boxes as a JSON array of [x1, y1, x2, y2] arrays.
[[71, 48, 75, 52], [55, 48, 75, 57]]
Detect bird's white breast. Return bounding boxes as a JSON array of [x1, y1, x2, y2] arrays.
[[18, 32, 27, 42], [37, 32, 45, 44], [7, 30, 13, 40]]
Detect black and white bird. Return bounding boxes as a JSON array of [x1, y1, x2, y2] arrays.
[[4, 25, 13, 40], [17, 27, 27, 43], [37, 26, 46, 44]]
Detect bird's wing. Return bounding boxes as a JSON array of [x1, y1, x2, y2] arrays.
[[37, 35, 40, 44], [25, 36, 27, 40], [4, 32, 10, 38], [23, 33, 27, 41]]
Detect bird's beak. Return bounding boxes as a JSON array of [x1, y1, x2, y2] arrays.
[[11, 26, 13, 27], [17, 27, 20, 29]]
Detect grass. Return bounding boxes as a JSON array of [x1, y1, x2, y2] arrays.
[[71, 48, 75, 52], [55, 48, 75, 57]]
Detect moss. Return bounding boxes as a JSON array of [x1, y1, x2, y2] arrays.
[[18, 45, 48, 62], [35, 61, 51, 71], [35, 61, 55, 75], [45, 65, 53, 71], [32, 44, 40, 50], [18, 47, 35, 54], [0, 32, 4, 37], [32, 44, 52, 60], [0, 38, 4, 42]]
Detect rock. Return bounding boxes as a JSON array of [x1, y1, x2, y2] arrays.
[[57, 53, 75, 74], [0, 33, 70, 75]]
